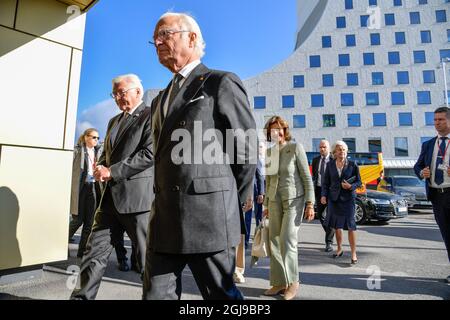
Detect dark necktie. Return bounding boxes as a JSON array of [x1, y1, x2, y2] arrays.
[[167, 74, 183, 112], [319, 157, 326, 176], [115, 112, 130, 144], [434, 137, 448, 185]]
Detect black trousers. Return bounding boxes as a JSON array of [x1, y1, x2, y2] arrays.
[[142, 248, 243, 300], [70, 189, 149, 300], [111, 223, 138, 268], [430, 188, 450, 262], [315, 186, 335, 245], [68, 182, 96, 257]]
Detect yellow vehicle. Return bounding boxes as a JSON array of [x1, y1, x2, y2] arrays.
[[306, 152, 384, 192]]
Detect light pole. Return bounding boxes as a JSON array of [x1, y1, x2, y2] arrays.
[[438, 57, 450, 108]]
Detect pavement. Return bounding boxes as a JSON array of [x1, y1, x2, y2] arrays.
[[0, 210, 449, 300]]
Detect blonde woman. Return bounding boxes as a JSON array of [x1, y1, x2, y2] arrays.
[[263, 116, 315, 300], [69, 128, 101, 258], [320, 141, 362, 264]]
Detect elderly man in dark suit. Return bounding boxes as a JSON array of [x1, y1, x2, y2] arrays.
[[71, 74, 153, 300], [143, 12, 256, 300], [414, 106, 450, 284], [311, 139, 335, 252]]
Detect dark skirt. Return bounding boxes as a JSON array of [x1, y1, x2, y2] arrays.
[[325, 198, 357, 231]]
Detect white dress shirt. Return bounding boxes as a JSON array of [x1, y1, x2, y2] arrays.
[[430, 134, 450, 188]]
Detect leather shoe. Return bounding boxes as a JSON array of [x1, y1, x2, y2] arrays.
[[325, 244, 333, 252], [446, 275, 450, 283], [263, 285, 287, 296], [283, 282, 299, 300], [351, 258, 358, 265], [333, 250, 344, 258], [118, 260, 130, 272]]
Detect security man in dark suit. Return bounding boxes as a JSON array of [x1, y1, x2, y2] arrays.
[[414, 106, 450, 284], [71, 74, 153, 299], [143, 12, 256, 300], [311, 139, 335, 252]]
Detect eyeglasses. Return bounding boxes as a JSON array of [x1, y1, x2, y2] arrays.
[[88, 135, 99, 140], [110, 87, 138, 99], [148, 29, 191, 46]]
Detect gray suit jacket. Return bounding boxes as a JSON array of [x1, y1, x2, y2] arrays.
[[97, 102, 154, 214], [149, 63, 256, 254]]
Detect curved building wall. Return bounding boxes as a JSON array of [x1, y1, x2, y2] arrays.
[[245, 0, 450, 162]]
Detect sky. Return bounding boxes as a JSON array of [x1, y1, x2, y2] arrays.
[[75, 0, 297, 139]]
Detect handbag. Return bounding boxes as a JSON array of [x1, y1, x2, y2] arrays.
[[251, 217, 270, 258]]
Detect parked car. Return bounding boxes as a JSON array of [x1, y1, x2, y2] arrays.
[[377, 175, 432, 209], [319, 190, 408, 225]]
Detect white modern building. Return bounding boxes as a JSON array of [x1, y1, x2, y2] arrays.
[[244, 0, 450, 173]]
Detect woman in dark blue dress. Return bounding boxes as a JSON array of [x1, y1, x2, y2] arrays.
[[321, 141, 361, 264]]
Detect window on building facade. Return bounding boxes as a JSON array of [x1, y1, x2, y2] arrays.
[[425, 112, 434, 126], [366, 92, 380, 105], [322, 36, 332, 48], [311, 94, 324, 107], [364, 53, 376, 65], [418, 0, 427, 4], [346, 34, 356, 47], [395, 137, 409, 157], [421, 137, 433, 144], [413, 50, 426, 63], [369, 0, 377, 6], [361, 15, 369, 27], [282, 95, 295, 108], [399, 112, 413, 126], [293, 75, 305, 88], [254, 96, 266, 109], [395, 32, 406, 44], [397, 71, 409, 84], [392, 92, 405, 105], [393, 0, 402, 6], [337, 16, 346, 28], [345, 0, 353, 9], [323, 114, 336, 127], [440, 49, 450, 60], [369, 139, 382, 153], [410, 12, 421, 24], [341, 93, 354, 106], [447, 29, 450, 42], [370, 33, 380, 45], [423, 70, 435, 83], [347, 73, 359, 86], [348, 114, 361, 127], [323, 74, 334, 87], [417, 91, 431, 104], [339, 54, 350, 66], [293, 115, 306, 128], [388, 51, 400, 64], [420, 30, 432, 44], [343, 138, 356, 152], [310, 55, 321, 67], [385, 13, 396, 26], [373, 113, 387, 126], [372, 72, 384, 85], [436, 10, 447, 23]]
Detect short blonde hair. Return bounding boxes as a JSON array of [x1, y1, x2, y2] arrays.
[[331, 140, 348, 156]]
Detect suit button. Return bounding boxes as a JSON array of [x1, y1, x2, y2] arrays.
[[179, 120, 186, 127], [172, 185, 180, 192]]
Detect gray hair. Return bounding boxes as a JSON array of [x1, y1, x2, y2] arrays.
[[331, 140, 348, 156], [112, 74, 144, 96], [159, 12, 206, 58]]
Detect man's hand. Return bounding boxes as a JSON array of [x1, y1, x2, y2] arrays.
[[421, 166, 431, 179], [321, 196, 327, 205], [94, 165, 112, 182], [256, 195, 264, 204], [341, 180, 352, 190], [242, 198, 253, 212], [447, 166, 450, 177]]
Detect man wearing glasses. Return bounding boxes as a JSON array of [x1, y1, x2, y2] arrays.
[[71, 74, 153, 299], [143, 12, 256, 300]]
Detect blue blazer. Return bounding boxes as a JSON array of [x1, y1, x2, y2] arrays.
[[321, 159, 362, 202], [414, 136, 438, 200]]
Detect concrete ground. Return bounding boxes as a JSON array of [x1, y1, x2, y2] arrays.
[[0, 210, 448, 300]]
